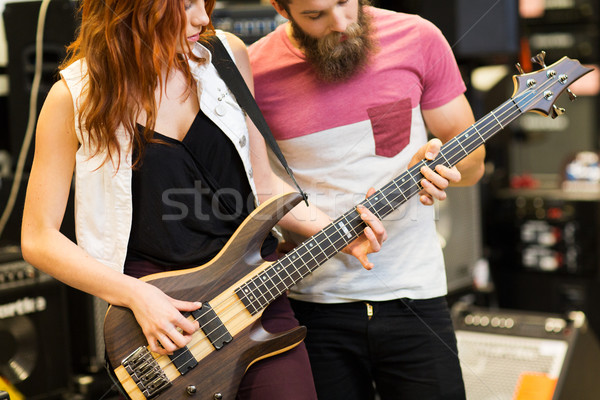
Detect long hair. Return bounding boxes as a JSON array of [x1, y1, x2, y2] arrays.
[[61, 0, 216, 166]]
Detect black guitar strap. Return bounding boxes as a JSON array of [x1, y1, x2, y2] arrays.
[[207, 35, 309, 206]]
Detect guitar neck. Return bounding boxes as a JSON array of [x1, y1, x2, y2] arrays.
[[236, 98, 523, 314]]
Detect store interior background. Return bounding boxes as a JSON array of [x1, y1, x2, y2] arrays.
[[0, 0, 599, 399]]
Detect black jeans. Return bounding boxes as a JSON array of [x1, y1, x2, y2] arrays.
[[290, 296, 466, 400]]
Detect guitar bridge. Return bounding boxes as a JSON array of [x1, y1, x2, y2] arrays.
[[122, 346, 172, 399]]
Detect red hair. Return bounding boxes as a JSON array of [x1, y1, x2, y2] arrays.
[[61, 0, 216, 166]]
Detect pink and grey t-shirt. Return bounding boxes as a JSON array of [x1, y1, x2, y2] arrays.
[[249, 7, 466, 303]]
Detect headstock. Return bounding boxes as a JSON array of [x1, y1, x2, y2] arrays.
[[511, 51, 593, 118]]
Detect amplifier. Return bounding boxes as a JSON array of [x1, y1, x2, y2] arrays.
[[488, 190, 600, 275], [452, 303, 600, 400], [526, 26, 599, 65], [521, 0, 599, 25], [0, 258, 71, 399], [212, 4, 286, 44]]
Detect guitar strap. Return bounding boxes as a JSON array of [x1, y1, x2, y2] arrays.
[[206, 35, 309, 206]]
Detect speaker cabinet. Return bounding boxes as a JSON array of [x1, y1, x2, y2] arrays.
[[0, 257, 72, 399], [3, 0, 77, 170], [452, 303, 600, 400], [437, 185, 482, 293], [66, 288, 108, 374]]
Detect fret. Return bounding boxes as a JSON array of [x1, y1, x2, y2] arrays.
[[461, 133, 481, 154], [394, 176, 413, 202], [287, 251, 305, 281], [512, 97, 524, 113], [439, 150, 451, 167], [456, 137, 469, 156], [472, 125, 485, 142], [363, 196, 381, 220], [397, 174, 419, 199], [256, 273, 276, 302], [318, 229, 340, 259], [324, 224, 344, 250], [371, 190, 394, 217], [294, 246, 315, 276], [236, 283, 257, 314], [491, 111, 504, 128], [244, 279, 267, 314], [307, 238, 328, 267], [336, 212, 356, 247], [246, 278, 268, 309], [273, 262, 295, 288], [339, 220, 354, 241], [264, 266, 286, 297]]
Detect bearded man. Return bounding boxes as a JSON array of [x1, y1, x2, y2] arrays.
[[248, 1, 485, 399]]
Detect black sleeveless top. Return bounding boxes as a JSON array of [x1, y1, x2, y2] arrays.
[[125, 109, 277, 275]]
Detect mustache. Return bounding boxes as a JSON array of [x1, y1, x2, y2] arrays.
[[317, 23, 365, 58]]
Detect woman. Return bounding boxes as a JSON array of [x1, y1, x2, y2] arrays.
[[21, 0, 386, 398]]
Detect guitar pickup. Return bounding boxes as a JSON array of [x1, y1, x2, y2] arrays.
[[193, 302, 233, 350], [169, 346, 198, 375]]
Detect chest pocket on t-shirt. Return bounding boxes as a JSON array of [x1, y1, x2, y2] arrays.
[[367, 98, 412, 158]]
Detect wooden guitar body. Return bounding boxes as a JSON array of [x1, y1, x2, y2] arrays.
[[104, 193, 306, 399]]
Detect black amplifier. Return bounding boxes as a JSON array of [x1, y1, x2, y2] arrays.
[[521, 0, 599, 25], [488, 189, 600, 276], [212, 4, 285, 45], [0, 256, 71, 399]]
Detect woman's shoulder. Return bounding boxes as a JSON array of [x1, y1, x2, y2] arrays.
[[220, 31, 248, 60], [217, 30, 251, 71], [46, 79, 75, 109]]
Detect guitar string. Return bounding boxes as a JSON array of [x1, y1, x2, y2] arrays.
[[151, 69, 565, 373]]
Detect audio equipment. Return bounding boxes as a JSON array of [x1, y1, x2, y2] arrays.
[[437, 185, 482, 293], [0, 256, 71, 399], [452, 303, 600, 400], [66, 288, 108, 374], [212, 4, 285, 45], [486, 190, 600, 335], [521, 0, 598, 26], [3, 0, 78, 170]]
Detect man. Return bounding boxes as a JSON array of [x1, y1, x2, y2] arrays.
[[248, 1, 485, 399]]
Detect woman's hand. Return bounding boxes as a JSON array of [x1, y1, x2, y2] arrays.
[[129, 281, 202, 355]]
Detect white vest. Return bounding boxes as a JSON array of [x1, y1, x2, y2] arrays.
[[60, 32, 257, 272]]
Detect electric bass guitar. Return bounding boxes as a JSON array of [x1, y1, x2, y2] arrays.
[[104, 54, 592, 399]]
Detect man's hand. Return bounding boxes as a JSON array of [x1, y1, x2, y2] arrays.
[[409, 138, 461, 206], [342, 188, 387, 270]]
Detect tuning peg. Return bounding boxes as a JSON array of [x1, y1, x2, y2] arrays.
[[551, 104, 566, 119], [531, 51, 547, 68], [515, 63, 525, 74], [566, 88, 577, 101]]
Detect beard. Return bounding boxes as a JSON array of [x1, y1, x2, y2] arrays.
[[290, 5, 375, 83]]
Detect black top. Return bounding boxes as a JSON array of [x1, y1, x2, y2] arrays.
[[125, 109, 277, 273]]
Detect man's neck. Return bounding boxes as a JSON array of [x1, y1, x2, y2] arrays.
[[285, 22, 303, 51]]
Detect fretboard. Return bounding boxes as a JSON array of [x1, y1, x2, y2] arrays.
[[236, 97, 525, 315]]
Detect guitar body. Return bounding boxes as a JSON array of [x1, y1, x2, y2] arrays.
[[104, 192, 306, 399]]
